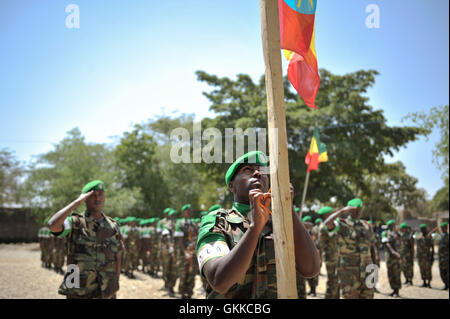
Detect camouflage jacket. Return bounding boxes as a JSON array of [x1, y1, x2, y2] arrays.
[[318, 223, 339, 263], [196, 208, 277, 299], [399, 230, 414, 257], [175, 218, 199, 248], [332, 216, 377, 270], [413, 232, 433, 259], [126, 227, 140, 251], [438, 232, 449, 262], [55, 211, 124, 298]]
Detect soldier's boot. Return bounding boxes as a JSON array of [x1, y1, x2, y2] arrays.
[[420, 281, 427, 287], [427, 280, 432, 288], [309, 286, 316, 297], [403, 279, 409, 285]]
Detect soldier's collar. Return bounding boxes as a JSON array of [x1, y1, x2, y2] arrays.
[[233, 202, 250, 217]]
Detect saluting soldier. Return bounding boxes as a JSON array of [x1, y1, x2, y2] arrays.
[[323, 198, 379, 299], [413, 224, 434, 288], [47, 180, 124, 299], [398, 222, 414, 285], [318, 206, 340, 299]]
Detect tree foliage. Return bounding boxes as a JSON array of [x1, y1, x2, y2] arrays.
[[0, 148, 24, 207]]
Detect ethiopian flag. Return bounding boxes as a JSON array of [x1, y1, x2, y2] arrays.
[[305, 127, 328, 172], [279, 0, 320, 109]]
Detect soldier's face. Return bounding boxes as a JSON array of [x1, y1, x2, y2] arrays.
[[230, 164, 270, 201], [86, 190, 105, 210], [183, 209, 192, 218], [350, 208, 362, 219]]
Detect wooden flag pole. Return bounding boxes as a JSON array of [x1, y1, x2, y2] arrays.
[[260, 0, 298, 299], [299, 171, 310, 220]]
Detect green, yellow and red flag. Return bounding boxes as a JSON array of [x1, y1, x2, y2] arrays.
[[305, 127, 328, 172], [279, 0, 320, 109]]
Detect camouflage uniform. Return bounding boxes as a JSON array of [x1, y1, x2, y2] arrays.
[[38, 227, 50, 267], [306, 225, 320, 295], [140, 226, 151, 273], [296, 272, 307, 299], [330, 216, 377, 299], [196, 205, 277, 299], [413, 232, 433, 282], [149, 222, 160, 275], [54, 211, 124, 299], [319, 223, 340, 299], [120, 224, 129, 273], [383, 230, 402, 290], [125, 226, 140, 276], [52, 235, 67, 273], [437, 232, 449, 288], [175, 217, 199, 298], [399, 229, 414, 282], [159, 217, 177, 291]]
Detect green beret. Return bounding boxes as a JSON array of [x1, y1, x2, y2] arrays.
[[386, 219, 396, 227], [420, 224, 427, 229], [441, 222, 448, 227], [200, 211, 208, 216], [163, 208, 172, 215], [225, 151, 268, 186], [208, 204, 222, 212], [302, 216, 312, 222], [381, 230, 387, 238], [181, 204, 191, 212], [169, 209, 178, 216], [128, 217, 137, 222], [314, 218, 322, 225], [400, 222, 407, 229], [81, 180, 105, 194], [368, 220, 373, 225], [318, 206, 333, 215], [347, 198, 363, 208]]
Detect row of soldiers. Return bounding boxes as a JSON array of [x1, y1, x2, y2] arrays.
[[297, 202, 449, 299], [37, 218, 66, 274], [115, 204, 221, 298], [38, 200, 448, 299]]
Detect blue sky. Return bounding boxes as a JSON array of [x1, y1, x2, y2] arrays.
[[0, 0, 448, 199]]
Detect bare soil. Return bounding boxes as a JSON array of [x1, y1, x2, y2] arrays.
[[0, 243, 448, 299]]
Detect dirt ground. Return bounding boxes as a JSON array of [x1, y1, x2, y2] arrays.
[[0, 243, 448, 299]]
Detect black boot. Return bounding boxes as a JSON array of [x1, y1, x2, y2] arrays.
[[427, 281, 432, 288], [420, 281, 427, 287], [311, 287, 316, 297]]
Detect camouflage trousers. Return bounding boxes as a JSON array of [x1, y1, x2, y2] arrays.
[[325, 259, 340, 299], [439, 256, 449, 286], [126, 248, 140, 273], [401, 254, 414, 281], [162, 247, 177, 289], [307, 275, 318, 290], [387, 256, 402, 290], [177, 256, 197, 297], [296, 272, 306, 299], [338, 266, 374, 299], [148, 247, 160, 274], [418, 256, 432, 281]]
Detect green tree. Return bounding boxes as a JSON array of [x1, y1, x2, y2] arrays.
[[195, 69, 425, 208], [24, 128, 141, 222], [115, 123, 168, 216], [405, 105, 449, 183], [0, 148, 24, 207]]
